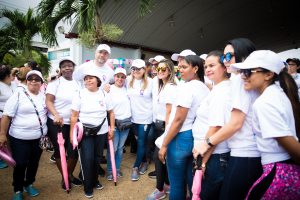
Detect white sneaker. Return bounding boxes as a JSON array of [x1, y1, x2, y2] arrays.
[[146, 189, 166, 200], [131, 167, 140, 181]]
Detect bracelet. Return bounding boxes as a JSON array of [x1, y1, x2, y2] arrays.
[[206, 137, 214, 147]]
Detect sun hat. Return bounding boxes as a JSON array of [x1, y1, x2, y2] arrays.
[[231, 50, 285, 75], [171, 49, 196, 61], [96, 44, 111, 54], [83, 67, 101, 80], [149, 55, 166, 63], [131, 59, 146, 68], [26, 70, 44, 82], [114, 67, 127, 76]]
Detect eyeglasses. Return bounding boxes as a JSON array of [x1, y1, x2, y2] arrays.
[[240, 69, 267, 78], [27, 77, 42, 82], [220, 52, 235, 63], [156, 66, 168, 73], [115, 74, 126, 79], [131, 67, 143, 72]]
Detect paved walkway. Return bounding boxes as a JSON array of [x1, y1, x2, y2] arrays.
[[0, 147, 160, 200]]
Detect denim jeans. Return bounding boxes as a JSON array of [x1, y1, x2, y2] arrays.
[[80, 134, 106, 194], [166, 129, 194, 200], [200, 152, 230, 200], [107, 128, 129, 172], [9, 136, 43, 192], [133, 123, 151, 168], [219, 156, 262, 200]]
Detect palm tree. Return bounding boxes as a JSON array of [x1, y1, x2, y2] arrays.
[[37, 0, 154, 46], [0, 8, 50, 74]]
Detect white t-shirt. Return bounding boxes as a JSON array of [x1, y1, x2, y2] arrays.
[[4, 89, 47, 140], [0, 82, 16, 116], [290, 73, 300, 98], [227, 75, 261, 157], [167, 80, 210, 132], [109, 84, 131, 120], [153, 83, 177, 121], [152, 76, 158, 122], [193, 80, 231, 154], [71, 88, 113, 135], [73, 60, 114, 89], [46, 77, 80, 124], [252, 84, 297, 165], [127, 76, 153, 124]]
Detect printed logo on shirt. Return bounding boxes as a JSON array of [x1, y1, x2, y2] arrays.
[[102, 75, 106, 82], [140, 89, 144, 96], [99, 100, 105, 107]]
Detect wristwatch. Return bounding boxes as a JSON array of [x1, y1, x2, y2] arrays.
[[206, 137, 214, 147]]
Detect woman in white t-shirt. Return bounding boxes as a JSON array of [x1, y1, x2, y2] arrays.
[[147, 59, 177, 199], [231, 50, 300, 199], [198, 38, 263, 200], [193, 51, 231, 199], [286, 58, 300, 98], [0, 70, 47, 199], [70, 68, 114, 198], [158, 55, 210, 199], [46, 59, 82, 189], [0, 64, 16, 169], [127, 59, 153, 181], [106, 68, 131, 180]]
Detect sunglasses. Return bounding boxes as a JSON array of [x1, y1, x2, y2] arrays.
[[240, 69, 268, 78], [156, 66, 168, 73], [131, 67, 143, 72], [220, 52, 235, 63], [27, 77, 42, 82], [115, 74, 126, 79]]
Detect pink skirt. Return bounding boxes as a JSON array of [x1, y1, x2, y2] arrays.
[[246, 161, 300, 200]]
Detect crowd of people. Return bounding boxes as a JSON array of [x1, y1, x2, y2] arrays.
[[0, 38, 299, 200]]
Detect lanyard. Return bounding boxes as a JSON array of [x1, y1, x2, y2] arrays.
[[23, 90, 44, 136]]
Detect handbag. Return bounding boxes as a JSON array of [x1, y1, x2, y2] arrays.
[[83, 118, 106, 136], [23, 90, 53, 150], [115, 117, 133, 131], [154, 119, 165, 132]]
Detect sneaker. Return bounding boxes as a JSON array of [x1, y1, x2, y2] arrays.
[[49, 154, 56, 163], [98, 165, 105, 177], [139, 162, 148, 175], [0, 159, 8, 169], [24, 185, 39, 197], [163, 184, 170, 194], [13, 191, 23, 200], [106, 173, 113, 181], [148, 170, 156, 179], [117, 171, 123, 178], [131, 167, 140, 181], [95, 181, 104, 190], [84, 192, 93, 198], [71, 177, 82, 186], [146, 189, 166, 200]]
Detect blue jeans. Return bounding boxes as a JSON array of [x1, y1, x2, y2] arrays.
[[107, 128, 129, 172], [166, 130, 194, 200], [200, 152, 230, 200], [219, 156, 262, 200], [133, 123, 151, 168]]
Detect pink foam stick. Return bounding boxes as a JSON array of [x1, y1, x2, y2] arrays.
[[0, 146, 16, 167], [57, 131, 69, 193], [192, 170, 203, 200], [108, 127, 117, 186]]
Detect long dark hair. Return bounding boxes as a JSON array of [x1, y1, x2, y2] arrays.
[[274, 71, 300, 138], [227, 38, 256, 62], [183, 55, 205, 83]]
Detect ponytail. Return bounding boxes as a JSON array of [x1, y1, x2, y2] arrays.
[[278, 71, 300, 138]]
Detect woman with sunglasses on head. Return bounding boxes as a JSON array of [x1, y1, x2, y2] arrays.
[[198, 38, 263, 200], [193, 51, 231, 200], [147, 59, 177, 200], [127, 59, 153, 181], [0, 70, 47, 200], [231, 50, 300, 199], [45, 59, 82, 190], [70, 68, 115, 198], [106, 67, 131, 180], [158, 55, 210, 200]]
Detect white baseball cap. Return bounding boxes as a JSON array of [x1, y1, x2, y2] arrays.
[[114, 67, 127, 76], [171, 49, 196, 61], [96, 44, 111, 54], [200, 54, 207, 60], [26, 70, 44, 82], [83, 67, 101, 80], [231, 50, 285, 75], [131, 59, 146, 68], [149, 55, 166, 63], [59, 58, 75, 68]]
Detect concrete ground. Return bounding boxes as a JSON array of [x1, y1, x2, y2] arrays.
[[0, 147, 162, 200]]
